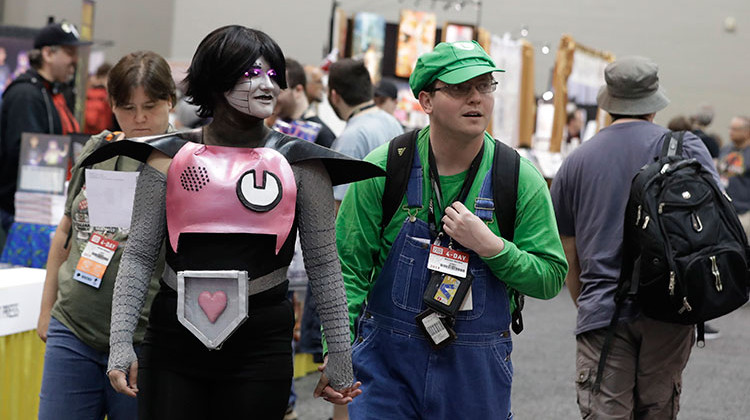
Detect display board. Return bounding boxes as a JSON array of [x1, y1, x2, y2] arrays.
[[549, 34, 614, 152]]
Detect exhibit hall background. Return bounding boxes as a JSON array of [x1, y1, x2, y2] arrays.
[[3, 0, 749, 139]]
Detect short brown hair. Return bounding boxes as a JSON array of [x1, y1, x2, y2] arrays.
[[108, 51, 176, 107]]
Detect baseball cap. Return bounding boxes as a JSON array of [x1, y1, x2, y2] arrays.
[[374, 79, 398, 99], [409, 40, 504, 97], [34, 21, 92, 49]]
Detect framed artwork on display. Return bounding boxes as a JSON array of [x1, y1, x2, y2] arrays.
[[395, 10, 437, 78], [351, 12, 387, 83], [17, 133, 71, 195]]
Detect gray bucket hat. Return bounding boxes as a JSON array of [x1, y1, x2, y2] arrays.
[[596, 56, 670, 115]]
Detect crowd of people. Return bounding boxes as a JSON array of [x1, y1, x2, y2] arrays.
[[0, 16, 747, 420]]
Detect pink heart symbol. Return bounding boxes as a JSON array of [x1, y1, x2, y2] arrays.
[[198, 291, 227, 323]]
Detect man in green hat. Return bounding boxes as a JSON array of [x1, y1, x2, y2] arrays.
[[333, 41, 567, 418]]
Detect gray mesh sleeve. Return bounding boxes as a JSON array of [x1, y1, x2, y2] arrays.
[[108, 164, 167, 374], [293, 161, 354, 390]]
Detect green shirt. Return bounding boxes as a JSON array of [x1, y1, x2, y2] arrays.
[[335, 127, 568, 341], [51, 130, 166, 351]]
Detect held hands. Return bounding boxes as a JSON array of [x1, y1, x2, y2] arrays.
[[313, 356, 362, 405], [442, 201, 504, 257], [107, 361, 139, 398]]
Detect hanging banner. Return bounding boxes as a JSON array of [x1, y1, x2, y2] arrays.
[[489, 34, 522, 147]]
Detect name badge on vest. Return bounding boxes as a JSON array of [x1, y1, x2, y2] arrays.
[[73, 233, 119, 289]]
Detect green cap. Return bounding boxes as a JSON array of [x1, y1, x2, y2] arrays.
[[408, 40, 505, 97]]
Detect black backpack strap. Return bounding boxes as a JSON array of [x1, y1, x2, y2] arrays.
[[492, 139, 523, 333], [492, 140, 520, 241], [381, 130, 420, 233], [660, 131, 685, 158], [593, 295, 626, 392]]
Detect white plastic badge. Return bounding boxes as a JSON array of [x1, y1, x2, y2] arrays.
[[85, 169, 139, 229], [73, 233, 119, 288], [420, 311, 450, 344], [427, 245, 469, 278]]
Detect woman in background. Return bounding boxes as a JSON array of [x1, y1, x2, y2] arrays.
[[37, 50, 175, 420]]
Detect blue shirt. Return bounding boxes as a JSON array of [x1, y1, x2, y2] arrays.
[[550, 121, 720, 335], [331, 109, 403, 201]]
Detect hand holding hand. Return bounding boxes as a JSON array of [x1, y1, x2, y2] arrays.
[[107, 361, 139, 398], [442, 201, 504, 257], [313, 356, 363, 405]]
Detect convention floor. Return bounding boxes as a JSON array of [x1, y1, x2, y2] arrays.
[[293, 289, 750, 419]]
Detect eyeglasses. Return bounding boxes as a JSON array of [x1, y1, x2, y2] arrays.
[[432, 79, 498, 97]]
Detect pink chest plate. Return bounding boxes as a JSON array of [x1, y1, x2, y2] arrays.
[[166, 142, 297, 254]]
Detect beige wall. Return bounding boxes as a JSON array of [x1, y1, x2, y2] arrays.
[[5, 0, 749, 140], [2, 0, 174, 66]]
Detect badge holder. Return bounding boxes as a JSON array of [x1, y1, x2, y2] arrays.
[[176, 270, 249, 350], [416, 308, 457, 350], [422, 271, 474, 317]]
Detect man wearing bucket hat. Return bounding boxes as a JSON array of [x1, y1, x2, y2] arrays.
[[550, 56, 720, 419], [0, 20, 91, 234], [333, 40, 567, 419]]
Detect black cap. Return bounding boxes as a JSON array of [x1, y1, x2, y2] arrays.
[[374, 79, 398, 99], [34, 21, 92, 49]]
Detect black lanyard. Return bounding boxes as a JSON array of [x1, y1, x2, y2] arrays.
[[427, 140, 485, 237], [348, 103, 376, 120]]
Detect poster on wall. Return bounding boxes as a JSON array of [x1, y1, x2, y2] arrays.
[[351, 12, 386, 83], [17, 133, 70, 195], [443, 23, 475, 43], [0, 27, 36, 101], [489, 33, 522, 147], [395, 10, 437, 78]]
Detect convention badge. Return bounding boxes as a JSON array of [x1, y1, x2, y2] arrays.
[[176, 270, 249, 350], [427, 244, 469, 278], [416, 309, 456, 350], [73, 233, 119, 288], [423, 271, 474, 317]]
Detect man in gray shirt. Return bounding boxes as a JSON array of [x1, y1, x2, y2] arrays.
[[550, 56, 719, 420], [327, 59, 403, 206]]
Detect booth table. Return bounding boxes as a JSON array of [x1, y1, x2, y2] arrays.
[[0, 267, 46, 420]]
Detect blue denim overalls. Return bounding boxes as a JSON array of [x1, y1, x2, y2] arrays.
[[349, 150, 514, 420]]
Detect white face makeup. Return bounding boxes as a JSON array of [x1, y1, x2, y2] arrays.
[[224, 57, 281, 119]]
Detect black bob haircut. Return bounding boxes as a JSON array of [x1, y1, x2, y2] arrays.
[[184, 25, 287, 118]]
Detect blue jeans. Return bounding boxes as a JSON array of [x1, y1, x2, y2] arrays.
[[38, 317, 138, 420]]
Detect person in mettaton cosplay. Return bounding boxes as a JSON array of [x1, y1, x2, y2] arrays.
[[81, 26, 374, 419]]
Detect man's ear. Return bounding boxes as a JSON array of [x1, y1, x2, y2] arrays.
[[329, 89, 339, 105], [40, 46, 54, 62], [293, 84, 306, 98], [418, 91, 434, 115]]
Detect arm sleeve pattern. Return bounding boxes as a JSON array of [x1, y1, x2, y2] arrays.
[[107, 164, 167, 373], [293, 160, 354, 390]]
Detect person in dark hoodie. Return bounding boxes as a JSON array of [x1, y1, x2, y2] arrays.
[[0, 21, 90, 235]]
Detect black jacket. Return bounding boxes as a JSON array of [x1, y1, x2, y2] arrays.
[[0, 69, 63, 214]]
